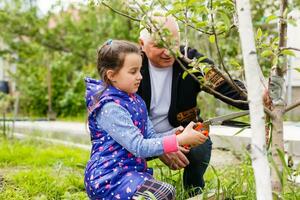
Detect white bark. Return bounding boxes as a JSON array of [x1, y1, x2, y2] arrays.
[[236, 0, 272, 199]]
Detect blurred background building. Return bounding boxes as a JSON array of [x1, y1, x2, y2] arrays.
[[287, 10, 300, 120]]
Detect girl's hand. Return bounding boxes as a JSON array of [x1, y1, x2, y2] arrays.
[[175, 126, 184, 133], [176, 121, 208, 147]]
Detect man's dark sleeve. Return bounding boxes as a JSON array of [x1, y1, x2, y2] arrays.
[[214, 80, 249, 110], [182, 45, 249, 110], [180, 46, 214, 65]]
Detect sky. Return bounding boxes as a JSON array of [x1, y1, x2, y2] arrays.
[[36, 0, 88, 14]]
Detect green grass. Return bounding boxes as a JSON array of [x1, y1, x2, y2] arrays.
[[147, 155, 257, 199], [56, 114, 86, 123], [0, 137, 299, 200], [0, 137, 89, 200], [148, 152, 300, 199], [0, 111, 86, 122]]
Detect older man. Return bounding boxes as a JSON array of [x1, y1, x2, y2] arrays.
[[137, 16, 248, 194]]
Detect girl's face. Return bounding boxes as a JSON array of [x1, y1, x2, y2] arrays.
[[108, 53, 143, 94]]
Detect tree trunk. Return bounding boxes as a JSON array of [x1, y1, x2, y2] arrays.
[[270, 105, 285, 191], [269, 0, 288, 192], [46, 57, 56, 120], [236, 0, 272, 199]]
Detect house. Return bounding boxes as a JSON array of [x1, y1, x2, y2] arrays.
[[287, 10, 300, 120], [0, 39, 10, 94]]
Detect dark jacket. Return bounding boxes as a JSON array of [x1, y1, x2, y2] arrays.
[[137, 46, 248, 127]]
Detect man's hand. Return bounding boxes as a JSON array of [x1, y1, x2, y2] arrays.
[[159, 146, 190, 170]]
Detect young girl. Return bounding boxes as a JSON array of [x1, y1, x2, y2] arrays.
[[84, 39, 207, 200]]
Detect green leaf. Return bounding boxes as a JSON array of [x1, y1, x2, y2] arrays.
[[210, 165, 221, 199], [187, 0, 197, 6], [195, 21, 207, 28], [272, 37, 279, 44], [144, 191, 157, 199], [268, 153, 283, 186], [261, 50, 273, 57], [288, 18, 297, 26], [174, 2, 185, 11], [256, 28, 262, 41], [276, 148, 292, 176], [197, 56, 208, 63], [272, 56, 278, 66], [195, 5, 208, 15], [265, 15, 278, 23], [198, 76, 205, 84], [294, 68, 300, 73], [220, 0, 235, 7], [233, 126, 250, 136], [202, 66, 211, 74], [234, 195, 248, 199], [283, 7, 289, 18], [229, 60, 241, 68], [209, 35, 215, 43], [166, 9, 178, 15], [182, 69, 199, 79], [260, 43, 269, 48], [218, 11, 231, 29], [281, 49, 295, 56]]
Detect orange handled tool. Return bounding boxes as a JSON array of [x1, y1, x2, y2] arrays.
[[196, 110, 249, 136], [175, 122, 209, 149], [193, 123, 209, 137], [175, 110, 250, 149]]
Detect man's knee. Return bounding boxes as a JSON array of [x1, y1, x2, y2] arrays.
[[187, 138, 212, 165]]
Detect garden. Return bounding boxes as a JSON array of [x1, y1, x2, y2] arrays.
[[1, 0, 300, 199]]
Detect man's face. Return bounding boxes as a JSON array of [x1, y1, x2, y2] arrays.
[[142, 40, 178, 68]]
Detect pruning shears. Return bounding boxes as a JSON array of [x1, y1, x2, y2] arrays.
[[176, 110, 250, 148]]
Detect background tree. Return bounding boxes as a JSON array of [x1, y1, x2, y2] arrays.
[[0, 0, 139, 117]]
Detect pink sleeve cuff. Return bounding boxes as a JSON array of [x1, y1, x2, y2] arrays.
[[163, 134, 178, 153]]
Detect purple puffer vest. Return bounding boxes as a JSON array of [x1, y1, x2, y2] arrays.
[[84, 78, 153, 200]]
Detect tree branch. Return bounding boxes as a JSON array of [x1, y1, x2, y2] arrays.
[[11, 28, 90, 61], [157, 0, 236, 36], [264, 107, 275, 119], [280, 47, 300, 52], [284, 100, 300, 113], [184, 6, 188, 57], [100, 1, 140, 22], [276, 0, 288, 76], [176, 56, 248, 105], [40, 40, 89, 61], [209, 0, 248, 99]]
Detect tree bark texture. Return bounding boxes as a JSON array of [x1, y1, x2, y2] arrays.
[[236, 0, 273, 199]]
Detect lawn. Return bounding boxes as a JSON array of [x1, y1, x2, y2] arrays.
[[0, 137, 89, 200], [0, 137, 299, 200]]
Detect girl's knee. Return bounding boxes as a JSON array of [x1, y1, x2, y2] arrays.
[[166, 183, 176, 200]]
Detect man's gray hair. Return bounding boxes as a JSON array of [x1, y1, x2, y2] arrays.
[[139, 14, 180, 43]]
